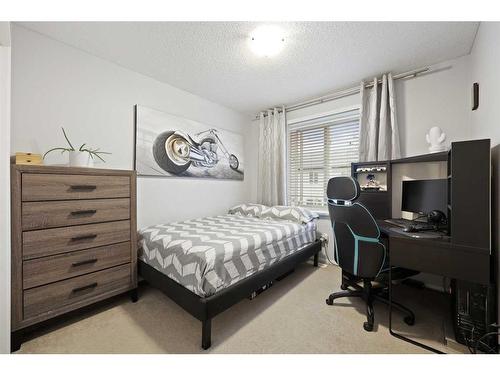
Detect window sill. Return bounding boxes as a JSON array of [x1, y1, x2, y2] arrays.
[[313, 210, 329, 219], [293, 206, 329, 219]]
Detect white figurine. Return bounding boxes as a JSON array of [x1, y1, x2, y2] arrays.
[[426, 126, 447, 153]]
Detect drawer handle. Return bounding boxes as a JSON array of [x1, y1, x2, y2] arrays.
[[70, 209, 97, 216], [70, 185, 97, 191], [71, 258, 98, 267], [70, 234, 97, 241], [72, 282, 98, 293]]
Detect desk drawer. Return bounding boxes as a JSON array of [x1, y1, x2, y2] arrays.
[[23, 220, 131, 260], [23, 242, 131, 289], [22, 198, 130, 230], [22, 173, 130, 201], [23, 264, 131, 319]]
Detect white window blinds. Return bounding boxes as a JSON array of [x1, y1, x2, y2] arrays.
[[287, 108, 360, 209]]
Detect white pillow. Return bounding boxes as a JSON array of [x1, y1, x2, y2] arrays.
[[260, 205, 319, 223], [228, 203, 269, 217]]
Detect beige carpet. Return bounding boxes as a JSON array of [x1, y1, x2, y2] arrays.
[[17, 263, 464, 354]]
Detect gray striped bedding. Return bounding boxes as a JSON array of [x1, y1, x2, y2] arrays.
[[138, 214, 317, 297]]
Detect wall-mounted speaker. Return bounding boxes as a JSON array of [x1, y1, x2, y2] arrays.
[[472, 82, 479, 111]]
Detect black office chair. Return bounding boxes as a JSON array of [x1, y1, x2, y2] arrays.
[[325, 176, 416, 331]]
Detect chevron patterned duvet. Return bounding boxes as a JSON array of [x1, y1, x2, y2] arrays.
[[138, 214, 317, 297]]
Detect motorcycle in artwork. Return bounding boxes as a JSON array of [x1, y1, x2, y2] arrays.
[[152, 129, 239, 175], [135, 105, 244, 180]]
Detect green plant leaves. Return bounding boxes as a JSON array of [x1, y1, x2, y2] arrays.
[[43, 127, 112, 162]]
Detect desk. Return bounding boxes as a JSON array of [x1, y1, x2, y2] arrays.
[[377, 220, 491, 353]]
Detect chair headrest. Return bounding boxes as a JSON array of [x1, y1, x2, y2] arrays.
[[326, 177, 360, 202]]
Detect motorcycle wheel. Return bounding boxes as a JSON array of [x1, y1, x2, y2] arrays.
[[229, 154, 239, 170], [153, 131, 191, 175]]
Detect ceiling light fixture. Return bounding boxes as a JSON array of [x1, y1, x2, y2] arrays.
[[249, 25, 285, 57]]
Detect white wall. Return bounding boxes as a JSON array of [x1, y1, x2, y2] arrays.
[[395, 56, 472, 156], [10, 25, 250, 229], [0, 22, 11, 354], [469, 21, 500, 331], [285, 55, 473, 157], [470, 22, 500, 145]]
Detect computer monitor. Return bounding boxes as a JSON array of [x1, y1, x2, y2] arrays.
[[401, 179, 447, 215]]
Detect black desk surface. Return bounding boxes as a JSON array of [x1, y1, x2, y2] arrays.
[[377, 220, 490, 285], [377, 220, 451, 242]]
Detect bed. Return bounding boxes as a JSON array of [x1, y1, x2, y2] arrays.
[[137, 204, 322, 349]]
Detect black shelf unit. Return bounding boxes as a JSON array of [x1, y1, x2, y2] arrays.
[[351, 144, 489, 238], [447, 139, 495, 352], [351, 152, 449, 220], [351, 160, 392, 219], [390, 151, 448, 164], [352, 141, 495, 351], [449, 139, 491, 252]]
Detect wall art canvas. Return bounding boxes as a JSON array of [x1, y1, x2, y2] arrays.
[[135, 105, 244, 180]]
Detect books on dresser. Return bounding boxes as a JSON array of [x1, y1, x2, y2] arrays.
[[10, 165, 137, 351]]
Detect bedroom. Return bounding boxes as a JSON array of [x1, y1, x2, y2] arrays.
[[1, 0, 500, 371]]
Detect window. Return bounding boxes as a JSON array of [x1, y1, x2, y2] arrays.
[[287, 108, 360, 209]]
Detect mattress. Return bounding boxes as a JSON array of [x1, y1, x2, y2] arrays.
[[138, 214, 317, 297]]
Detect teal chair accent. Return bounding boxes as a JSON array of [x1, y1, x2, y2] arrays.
[[326, 176, 416, 331]]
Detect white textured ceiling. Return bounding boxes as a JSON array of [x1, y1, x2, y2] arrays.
[[18, 22, 478, 115]]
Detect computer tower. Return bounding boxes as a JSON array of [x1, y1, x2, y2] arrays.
[[451, 279, 497, 352]]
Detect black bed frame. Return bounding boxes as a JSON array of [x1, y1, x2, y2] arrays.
[[138, 240, 322, 349]]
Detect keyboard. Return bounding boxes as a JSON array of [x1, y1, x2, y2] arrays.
[[384, 218, 414, 228], [384, 218, 435, 231]]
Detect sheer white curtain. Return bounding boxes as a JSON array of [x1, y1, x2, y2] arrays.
[[359, 73, 401, 161], [257, 107, 286, 206]]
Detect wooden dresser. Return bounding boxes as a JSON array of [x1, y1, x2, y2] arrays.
[[11, 165, 137, 350]]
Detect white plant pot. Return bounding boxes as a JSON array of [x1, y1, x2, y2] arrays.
[[69, 151, 94, 168]]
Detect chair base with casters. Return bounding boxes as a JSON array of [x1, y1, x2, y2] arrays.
[[326, 270, 416, 332]]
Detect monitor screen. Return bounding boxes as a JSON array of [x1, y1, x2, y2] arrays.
[[401, 179, 447, 215]]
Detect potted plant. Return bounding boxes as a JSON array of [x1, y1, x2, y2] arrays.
[[43, 127, 111, 167]]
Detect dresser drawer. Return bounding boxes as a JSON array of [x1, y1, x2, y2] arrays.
[[23, 242, 131, 289], [22, 173, 130, 201], [22, 198, 130, 231], [23, 220, 131, 260], [23, 264, 131, 319]]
